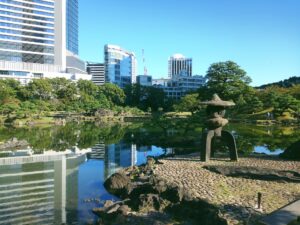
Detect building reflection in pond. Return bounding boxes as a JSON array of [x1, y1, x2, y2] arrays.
[[0, 142, 165, 224], [104, 142, 137, 178], [0, 153, 86, 225]]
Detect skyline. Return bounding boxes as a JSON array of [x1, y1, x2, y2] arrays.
[[78, 0, 300, 86]]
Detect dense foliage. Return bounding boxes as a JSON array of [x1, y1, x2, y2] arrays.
[[0, 78, 141, 119], [0, 60, 299, 122], [258, 76, 300, 89], [174, 61, 300, 120], [124, 84, 172, 111]]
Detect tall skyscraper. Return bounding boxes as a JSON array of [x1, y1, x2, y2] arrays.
[[0, 0, 87, 84], [104, 44, 137, 88], [168, 54, 192, 78], [66, 0, 78, 55]]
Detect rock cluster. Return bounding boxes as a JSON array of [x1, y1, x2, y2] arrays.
[[154, 154, 300, 224], [0, 137, 29, 150], [96, 154, 300, 224], [95, 156, 227, 225]]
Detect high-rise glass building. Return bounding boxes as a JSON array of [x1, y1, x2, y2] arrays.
[[0, 0, 87, 84], [168, 54, 192, 78], [0, 0, 56, 65], [66, 0, 78, 55], [104, 44, 137, 88]]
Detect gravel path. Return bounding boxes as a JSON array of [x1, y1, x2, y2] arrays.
[[153, 154, 300, 225]]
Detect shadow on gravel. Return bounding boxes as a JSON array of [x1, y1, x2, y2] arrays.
[[203, 165, 300, 183]]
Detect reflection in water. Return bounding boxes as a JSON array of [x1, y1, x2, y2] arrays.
[[105, 142, 137, 178], [0, 154, 86, 225], [0, 142, 165, 224], [1, 122, 299, 224], [254, 146, 284, 155]]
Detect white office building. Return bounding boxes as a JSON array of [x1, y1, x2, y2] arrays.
[[168, 54, 192, 78], [104, 44, 137, 88], [163, 75, 206, 99], [0, 0, 90, 84]]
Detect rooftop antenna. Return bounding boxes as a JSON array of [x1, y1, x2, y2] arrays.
[[142, 49, 148, 75]]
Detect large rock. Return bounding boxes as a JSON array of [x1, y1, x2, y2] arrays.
[[167, 199, 228, 225], [101, 163, 228, 225], [129, 182, 157, 199], [137, 194, 162, 212], [161, 183, 184, 203], [153, 178, 168, 194], [280, 140, 300, 161], [0, 138, 29, 150], [104, 172, 131, 197], [93, 200, 132, 224], [95, 109, 114, 117]]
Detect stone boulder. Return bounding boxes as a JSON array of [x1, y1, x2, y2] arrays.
[[104, 172, 131, 197], [100, 165, 229, 225], [152, 178, 168, 194], [93, 200, 132, 224], [129, 182, 157, 199], [95, 109, 114, 117], [137, 194, 162, 212], [167, 199, 228, 225], [0, 138, 29, 150], [280, 140, 300, 161], [161, 183, 184, 203]]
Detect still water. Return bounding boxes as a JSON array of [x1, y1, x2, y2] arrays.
[[0, 143, 165, 225], [0, 122, 299, 224]]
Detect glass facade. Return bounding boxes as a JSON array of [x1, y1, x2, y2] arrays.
[[104, 45, 137, 88], [0, 0, 55, 64], [66, 0, 78, 55]]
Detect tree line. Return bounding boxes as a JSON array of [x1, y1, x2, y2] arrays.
[[0, 77, 173, 119], [1, 60, 299, 121], [0, 78, 129, 118], [175, 61, 300, 120]]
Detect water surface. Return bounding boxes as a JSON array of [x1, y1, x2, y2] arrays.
[[0, 122, 299, 224]]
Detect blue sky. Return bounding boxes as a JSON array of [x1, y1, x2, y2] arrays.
[[78, 0, 300, 86]]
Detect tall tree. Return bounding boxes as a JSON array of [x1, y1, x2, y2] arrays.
[[26, 79, 52, 100], [288, 84, 300, 100], [50, 78, 78, 100], [98, 83, 125, 106], [0, 98, 20, 118], [0, 79, 17, 101], [77, 79, 98, 97], [205, 61, 252, 101], [173, 93, 201, 114], [141, 86, 166, 111]]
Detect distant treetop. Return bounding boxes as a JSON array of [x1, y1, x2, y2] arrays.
[[257, 76, 300, 89]]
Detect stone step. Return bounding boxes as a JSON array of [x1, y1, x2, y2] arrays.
[[259, 200, 300, 225]]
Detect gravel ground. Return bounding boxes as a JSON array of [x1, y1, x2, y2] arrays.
[[153, 154, 300, 225]]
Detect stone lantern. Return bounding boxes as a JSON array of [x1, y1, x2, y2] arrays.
[[200, 94, 238, 162]]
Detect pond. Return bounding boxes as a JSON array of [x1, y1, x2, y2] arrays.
[[0, 122, 299, 224]]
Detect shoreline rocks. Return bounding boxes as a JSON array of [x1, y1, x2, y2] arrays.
[[0, 137, 29, 150], [96, 154, 300, 225], [95, 156, 227, 225]]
